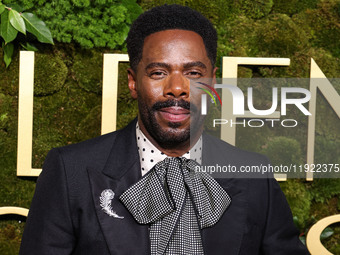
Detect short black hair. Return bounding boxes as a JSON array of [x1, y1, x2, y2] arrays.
[[127, 4, 217, 71]]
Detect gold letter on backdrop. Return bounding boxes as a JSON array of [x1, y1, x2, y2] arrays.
[[17, 51, 39, 177], [221, 57, 290, 146], [306, 59, 340, 181], [307, 214, 340, 254], [221, 57, 290, 181], [16, 52, 129, 177], [101, 54, 129, 135]]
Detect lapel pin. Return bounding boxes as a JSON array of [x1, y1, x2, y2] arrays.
[[100, 189, 124, 219]]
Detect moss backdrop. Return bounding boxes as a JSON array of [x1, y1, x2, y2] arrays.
[[0, 0, 339, 254]]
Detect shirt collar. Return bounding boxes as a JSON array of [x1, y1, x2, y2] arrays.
[[136, 122, 202, 176]]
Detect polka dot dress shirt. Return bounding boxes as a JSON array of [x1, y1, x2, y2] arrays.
[[136, 122, 202, 176]]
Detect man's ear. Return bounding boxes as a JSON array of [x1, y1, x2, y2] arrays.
[[212, 66, 218, 85], [128, 68, 138, 99]]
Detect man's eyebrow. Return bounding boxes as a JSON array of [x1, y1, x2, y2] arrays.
[[183, 61, 207, 69], [145, 62, 171, 71], [145, 61, 207, 71]]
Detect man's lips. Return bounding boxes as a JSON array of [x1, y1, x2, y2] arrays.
[[158, 106, 190, 122]]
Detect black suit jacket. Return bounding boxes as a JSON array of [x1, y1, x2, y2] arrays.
[[20, 119, 309, 254]]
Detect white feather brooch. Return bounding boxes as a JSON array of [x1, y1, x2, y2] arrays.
[[99, 189, 124, 219]]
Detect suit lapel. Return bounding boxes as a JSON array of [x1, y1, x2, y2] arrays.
[[201, 133, 248, 255], [88, 119, 150, 255]]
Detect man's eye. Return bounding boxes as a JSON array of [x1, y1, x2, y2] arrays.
[[186, 71, 202, 78], [150, 71, 166, 79]]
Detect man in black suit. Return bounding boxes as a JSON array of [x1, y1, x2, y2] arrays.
[[20, 4, 309, 255]]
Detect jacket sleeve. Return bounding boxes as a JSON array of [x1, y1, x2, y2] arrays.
[[260, 178, 310, 255], [20, 148, 76, 255]]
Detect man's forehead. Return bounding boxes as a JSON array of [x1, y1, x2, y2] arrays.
[[140, 29, 210, 66]]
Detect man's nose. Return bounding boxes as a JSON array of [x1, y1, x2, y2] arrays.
[[163, 72, 190, 99]]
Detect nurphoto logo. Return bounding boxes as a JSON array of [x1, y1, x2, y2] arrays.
[[196, 78, 312, 128]]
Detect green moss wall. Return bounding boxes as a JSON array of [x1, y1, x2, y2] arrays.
[[0, 0, 339, 253]]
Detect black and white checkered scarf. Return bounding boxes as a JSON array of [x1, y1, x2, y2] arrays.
[[120, 157, 231, 255]]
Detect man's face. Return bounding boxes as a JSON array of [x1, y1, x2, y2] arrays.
[[128, 29, 217, 149]]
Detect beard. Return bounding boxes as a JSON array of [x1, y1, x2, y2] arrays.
[[138, 98, 203, 149]]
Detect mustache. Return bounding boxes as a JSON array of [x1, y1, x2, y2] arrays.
[[152, 99, 197, 113]]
